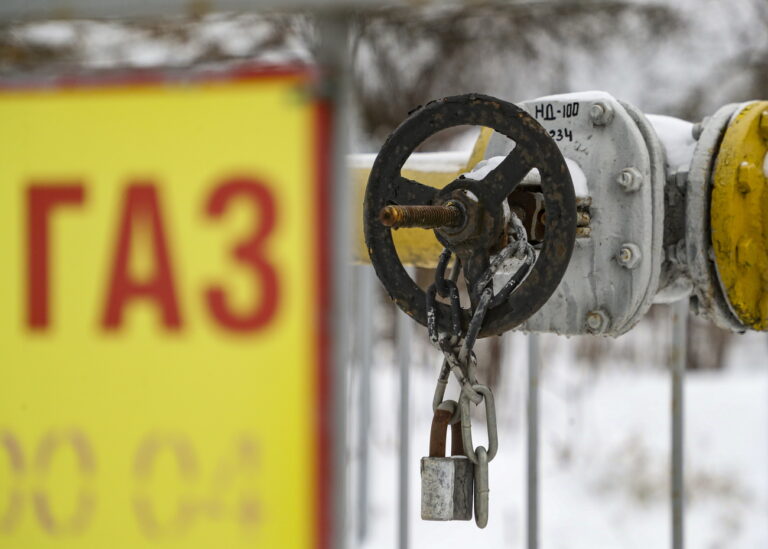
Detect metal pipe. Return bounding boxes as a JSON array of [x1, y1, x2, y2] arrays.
[[396, 297, 412, 549], [355, 266, 374, 543], [670, 299, 688, 549], [527, 333, 540, 549], [316, 12, 352, 549], [396, 301, 411, 549]]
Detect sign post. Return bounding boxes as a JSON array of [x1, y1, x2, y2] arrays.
[[0, 65, 334, 548]]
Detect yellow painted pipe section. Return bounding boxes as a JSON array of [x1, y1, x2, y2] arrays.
[[711, 101, 768, 330], [351, 128, 492, 267]]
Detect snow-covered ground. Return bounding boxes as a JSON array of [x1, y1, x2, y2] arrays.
[[349, 324, 768, 548]]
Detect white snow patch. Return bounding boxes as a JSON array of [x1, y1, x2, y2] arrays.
[[17, 21, 78, 47], [347, 153, 379, 169], [348, 151, 470, 173], [647, 114, 697, 173], [9, 16, 310, 70], [123, 41, 179, 68], [565, 157, 588, 197], [463, 155, 504, 180], [530, 90, 614, 104], [196, 20, 260, 57], [461, 155, 588, 196], [763, 152, 768, 178], [400, 152, 470, 173]]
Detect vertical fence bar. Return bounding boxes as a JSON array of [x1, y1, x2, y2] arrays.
[[396, 293, 412, 549], [355, 266, 374, 543], [527, 333, 540, 549], [671, 300, 688, 549], [315, 12, 352, 549]]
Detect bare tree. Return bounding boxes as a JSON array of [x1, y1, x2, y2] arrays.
[[350, 1, 683, 143]]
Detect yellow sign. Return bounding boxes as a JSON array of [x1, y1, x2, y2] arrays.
[[0, 67, 331, 548]]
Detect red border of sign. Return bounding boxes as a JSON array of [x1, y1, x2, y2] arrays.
[[0, 63, 318, 91], [313, 92, 333, 549], [0, 62, 333, 549]]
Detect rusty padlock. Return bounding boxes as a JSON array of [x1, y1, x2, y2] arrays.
[[420, 401, 473, 521]]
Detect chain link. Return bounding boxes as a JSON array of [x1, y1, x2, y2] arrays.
[[459, 384, 498, 463], [473, 446, 489, 529]]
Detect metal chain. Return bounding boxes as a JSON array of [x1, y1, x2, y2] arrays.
[[426, 249, 462, 348], [429, 213, 533, 414], [426, 213, 533, 528]]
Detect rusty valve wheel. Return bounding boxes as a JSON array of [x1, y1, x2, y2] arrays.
[[363, 94, 577, 338]]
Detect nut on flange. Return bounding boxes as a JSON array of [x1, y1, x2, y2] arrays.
[[711, 101, 768, 330], [585, 310, 610, 334], [589, 101, 614, 127], [616, 167, 643, 193], [617, 243, 642, 269]]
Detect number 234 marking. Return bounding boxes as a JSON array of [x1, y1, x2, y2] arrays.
[[548, 128, 573, 142]]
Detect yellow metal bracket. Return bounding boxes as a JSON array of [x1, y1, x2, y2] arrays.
[[711, 101, 768, 330], [351, 127, 492, 267]]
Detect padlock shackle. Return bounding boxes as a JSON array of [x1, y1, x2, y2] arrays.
[[429, 408, 451, 457], [429, 403, 466, 457], [450, 422, 463, 457]]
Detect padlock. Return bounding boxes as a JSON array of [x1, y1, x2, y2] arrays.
[[420, 402, 473, 521]]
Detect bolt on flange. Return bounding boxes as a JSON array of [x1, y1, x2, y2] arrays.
[[589, 101, 614, 127], [617, 243, 641, 269], [736, 161, 758, 195], [616, 167, 643, 192], [585, 310, 610, 334]]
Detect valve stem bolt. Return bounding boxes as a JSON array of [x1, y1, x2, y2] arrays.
[[379, 203, 464, 230]]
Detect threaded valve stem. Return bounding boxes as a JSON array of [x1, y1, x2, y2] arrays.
[[379, 203, 464, 229]]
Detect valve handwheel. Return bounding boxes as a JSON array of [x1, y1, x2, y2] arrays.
[[364, 94, 577, 338]]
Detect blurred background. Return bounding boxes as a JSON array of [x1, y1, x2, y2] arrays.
[[2, 0, 767, 547]]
